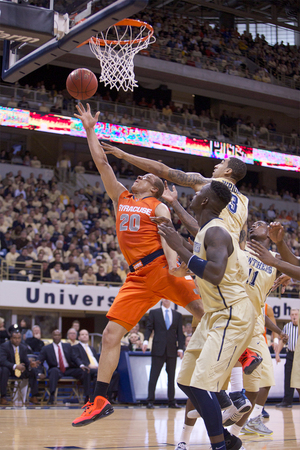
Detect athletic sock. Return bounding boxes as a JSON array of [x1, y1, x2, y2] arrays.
[[230, 367, 244, 392], [249, 403, 263, 420], [90, 381, 109, 402], [230, 424, 242, 436], [179, 424, 194, 445]]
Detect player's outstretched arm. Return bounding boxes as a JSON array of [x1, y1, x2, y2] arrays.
[[269, 222, 300, 267], [74, 103, 126, 203], [102, 142, 210, 190], [155, 203, 180, 273], [162, 182, 199, 237], [157, 224, 232, 285], [249, 240, 300, 281], [239, 221, 247, 250]]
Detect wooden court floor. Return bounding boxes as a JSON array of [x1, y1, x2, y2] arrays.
[[0, 404, 300, 449]]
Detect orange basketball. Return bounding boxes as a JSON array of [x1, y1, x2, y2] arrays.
[[66, 68, 98, 100]]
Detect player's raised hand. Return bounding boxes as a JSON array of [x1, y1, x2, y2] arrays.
[[169, 262, 190, 278], [74, 102, 100, 130], [248, 240, 277, 266], [150, 216, 174, 227], [101, 142, 124, 159], [161, 181, 178, 205], [268, 222, 285, 243], [271, 274, 291, 293]]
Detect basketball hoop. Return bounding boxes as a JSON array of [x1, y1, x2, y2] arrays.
[[89, 19, 155, 92]]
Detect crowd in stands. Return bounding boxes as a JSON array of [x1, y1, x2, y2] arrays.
[[0, 164, 299, 290], [0, 168, 130, 285], [133, 12, 300, 89]]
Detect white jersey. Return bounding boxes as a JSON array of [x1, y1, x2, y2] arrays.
[[245, 246, 277, 334], [193, 218, 249, 314], [216, 178, 249, 243]]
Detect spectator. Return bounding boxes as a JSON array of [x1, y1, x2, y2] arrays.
[[57, 153, 71, 183], [14, 230, 29, 250], [96, 266, 108, 284], [72, 320, 80, 337], [0, 329, 40, 405], [50, 262, 65, 283], [31, 156, 41, 168], [66, 328, 79, 346], [5, 244, 19, 268], [19, 318, 33, 341], [0, 317, 9, 345], [14, 182, 27, 199], [72, 329, 120, 402], [106, 262, 122, 284], [65, 263, 80, 284], [144, 299, 184, 409], [82, 266, 97, 285], [18, 96, 30, 109], [37, 329, 90, 404], [0, 150, 10, 162], [276, 309, 299, 408], [59, 189, 70, 206], [16, 247, 33, 279], [78, 246, 95, 270], [39, 102, 50, 113], [26, 325, 45, 353], [74, 161, 85, 174], [7, 96, 18, 108]]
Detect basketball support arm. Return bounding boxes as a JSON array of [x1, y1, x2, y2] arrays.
[[2, 0, 148, 83]]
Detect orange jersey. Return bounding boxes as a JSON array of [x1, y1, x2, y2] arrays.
[[116, 190, 163, 265]]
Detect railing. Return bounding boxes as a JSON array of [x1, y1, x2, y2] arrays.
[[236, 125, 299, 150], [0, 260, 123, 287], [0, 83, 298, 155], [0, 83, 219, 135]]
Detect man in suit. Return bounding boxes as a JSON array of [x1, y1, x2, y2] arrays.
[[72, 329, 120, 402], [0, 329, 40, 405], [26, 325, 45, 353], [143, 299, 185, 408], [37, 329, 90, 404]]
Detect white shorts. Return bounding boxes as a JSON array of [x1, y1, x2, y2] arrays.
[[177, 298, 255, 392]]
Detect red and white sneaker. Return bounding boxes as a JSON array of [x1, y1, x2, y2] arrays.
[[238, 348, 262, 375], [72, 396, 114, 427]]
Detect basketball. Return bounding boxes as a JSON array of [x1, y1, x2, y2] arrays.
[[66, 68, 98, 100]]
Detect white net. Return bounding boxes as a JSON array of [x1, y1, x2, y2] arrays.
[[89, 21, 155, 91]]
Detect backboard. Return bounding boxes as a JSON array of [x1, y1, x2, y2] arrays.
[[1, 0, 148, 83]]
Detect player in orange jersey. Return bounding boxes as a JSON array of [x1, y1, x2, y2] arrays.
[[72, 103, 204, 428]]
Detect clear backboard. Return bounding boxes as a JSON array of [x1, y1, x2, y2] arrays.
[[1, 0, 148, 83]]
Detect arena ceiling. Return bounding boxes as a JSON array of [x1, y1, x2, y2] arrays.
[[147, 0, 300, 32]]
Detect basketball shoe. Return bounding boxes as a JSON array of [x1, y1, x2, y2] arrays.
[[72, 396, 114, 427], [188, 390, 233, 420], [242, 415, 273, 436], [238, 349, 263, 375], [174, 443, 188, 450], [224, 431, 245, 450], [222, 390, 252, 427], [261, 407, 270, 419]]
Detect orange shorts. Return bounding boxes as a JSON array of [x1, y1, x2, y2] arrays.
[[107, 255, 200, 331]]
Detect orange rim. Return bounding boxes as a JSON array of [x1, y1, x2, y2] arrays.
[[77, 19, 153, 48]]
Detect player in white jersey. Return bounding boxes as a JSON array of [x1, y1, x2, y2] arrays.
[[228, 221, 288, 437], [157, 180, 255, 450], [102, 144, 248, 248]]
